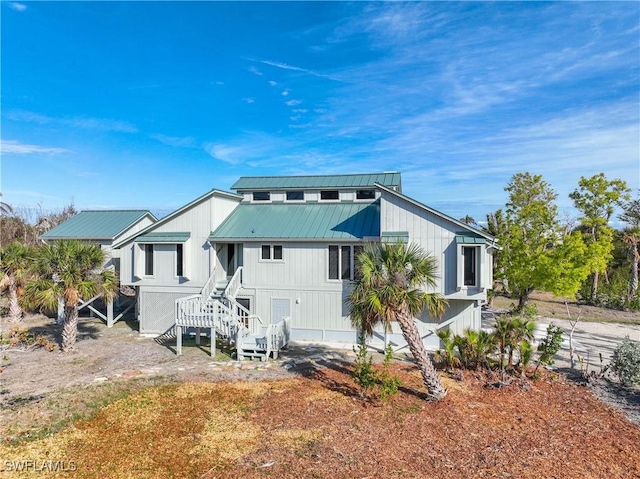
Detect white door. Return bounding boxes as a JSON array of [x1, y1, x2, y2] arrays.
[[271, 298, 290, 324]]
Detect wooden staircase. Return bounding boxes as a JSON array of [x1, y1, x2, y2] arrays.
[[174, 266, 290, 360]]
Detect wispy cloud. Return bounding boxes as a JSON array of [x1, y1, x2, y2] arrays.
[[268, 80, 277, 86], [285, 99, 302, 106], [281, 90, 290, 97], [1, 140, 70, 155], [8, 2, 27, 11], [248, 66, 263, 76], [243, 97, 255, 104], [256, 59, 342, 81], [150, 134, 196, 148], [5, 110, 138, 133]]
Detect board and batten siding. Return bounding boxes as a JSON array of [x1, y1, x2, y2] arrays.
[[118, 193, 240, 287], [380, 191, 490, 300]]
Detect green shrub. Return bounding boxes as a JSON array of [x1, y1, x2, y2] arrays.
[[535, 324, 564, 374], [610, 337, 640, 386], [434, 329, 460, 370], [352, 336, 401, 402]]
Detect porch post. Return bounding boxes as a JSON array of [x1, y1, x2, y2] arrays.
[[57, 297, 65, 325], [176, 325, 182, 355], [107, 300, 114, 328]]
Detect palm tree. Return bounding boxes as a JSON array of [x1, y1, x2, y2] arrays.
[[25, 240, 118, 351], [0, 241, 34, 322], [348, 242, 448, 400]]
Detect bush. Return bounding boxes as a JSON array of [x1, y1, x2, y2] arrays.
[[352, 336, 400, 402], [536, 324, 564, 368], [609, 337, 640, 386]]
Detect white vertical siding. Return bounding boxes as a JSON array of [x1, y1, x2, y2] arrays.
[[118, 193, 240, 287]]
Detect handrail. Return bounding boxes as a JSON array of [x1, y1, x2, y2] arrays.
[[200, 266, 217, 300], [223, 266, 243, 299]]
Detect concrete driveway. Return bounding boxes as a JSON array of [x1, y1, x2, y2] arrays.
[[482, 310, 640, 372]]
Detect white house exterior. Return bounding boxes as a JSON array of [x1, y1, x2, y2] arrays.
[[113, 173, 496, 353]]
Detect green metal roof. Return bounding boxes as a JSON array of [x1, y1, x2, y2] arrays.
[[455, 235, 486, 245], [210, 202, 380, 240], [134, 232, 191, 243], [41, 210, 155, 240], [381, 231, 409, 243], [231, 173, 401, 191]]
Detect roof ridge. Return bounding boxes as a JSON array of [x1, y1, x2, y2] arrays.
[[235, 172, 399, 180]]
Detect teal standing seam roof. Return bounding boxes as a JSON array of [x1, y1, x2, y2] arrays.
[[135, 232, 191, 243], [455, 235, 486, 245], [41, 210, 155, 240], [210, 202, 380, 240], [231, 172, 401, 191]]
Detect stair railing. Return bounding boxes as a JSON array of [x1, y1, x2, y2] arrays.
[[200, 266, 217, 300], [223, 266, 243, 300]]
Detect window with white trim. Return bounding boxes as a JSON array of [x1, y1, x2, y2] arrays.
[[328, 245, 362, 280], [286, 191, 304, 201], [253, 191, 270, 201], [320, 190, 339, 201], [176, 244, 184, 277], [261, 244, 283, 261], [144, 244, 154, 276], [462, 246, 476, 286]]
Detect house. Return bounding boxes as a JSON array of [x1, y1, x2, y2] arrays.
[[113, 173, 496, 357], [40, 210, 157, 325]]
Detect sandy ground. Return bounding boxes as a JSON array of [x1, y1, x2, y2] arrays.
[[1, 311, 639, 430]]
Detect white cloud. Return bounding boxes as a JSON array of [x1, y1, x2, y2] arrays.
[[243, 97, 255, 104], [150, 134, 196, 148], [5, 110, 138, 133], [268, 80, 277, 86], [292, 109, 308, 113], [9, 2, 27, 11], [285, 99, 302, 106], [0, 140, 70, 155], [281, 90, 290, 97], [248, 66, 263, 76], [257, 59, 342, 81]]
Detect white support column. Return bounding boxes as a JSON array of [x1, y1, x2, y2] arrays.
[[57, 297, 65, 325], [107, 300, 114, 328], [195, 327, 201, 346], [176, 325, 182, 355], [211, 327, 216, 357]]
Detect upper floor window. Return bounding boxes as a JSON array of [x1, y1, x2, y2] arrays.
[[286, 191, 304, 201], [462, 246, 476, 286], [320, 190, 339, 201], [356, 189, 376, 200], [261, 244, 283, 261], [144, 244, 154, 276], [176, 244, 184, 277], [253, 191, 270, 201]]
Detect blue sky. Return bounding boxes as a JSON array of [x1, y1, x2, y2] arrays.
[[2, 1, 638, 223]]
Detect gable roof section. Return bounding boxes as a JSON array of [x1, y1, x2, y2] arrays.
[[134, 232, 191, 243], [210, 201, 380, 241], [231, 172, 401, 191], [112, 189, 243, 248], [41, 210, 156, 241], [375, 183, 497, 243]]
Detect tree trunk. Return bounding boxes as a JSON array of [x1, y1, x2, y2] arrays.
[[592, 270, 599, 302], [396, 308, 447, 400], [7, 280, 23, 323], [517, 290, 530, 312], [61, 306, 79, 352], [630, 248, 638, 301]]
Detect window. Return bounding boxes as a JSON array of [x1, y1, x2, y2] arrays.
[[261, 244, 283, 261], [356, 189, 376, 200], [463, 246, 476, 286], [144, 244, 154, 276], [176, 244, 184, 277], [286, 191, 304, 201], [320, 190, 339, 201], [253, 191, 270, 201], [328, 245, 360, 280]]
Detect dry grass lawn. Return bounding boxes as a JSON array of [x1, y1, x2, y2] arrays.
[[1, 362, 639, 479]]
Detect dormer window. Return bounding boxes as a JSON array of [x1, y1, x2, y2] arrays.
[[320, 190, 339, 201], [286, 191, 304, 201], [356, 189, 376, 200], [253, 191, 270, 202]]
